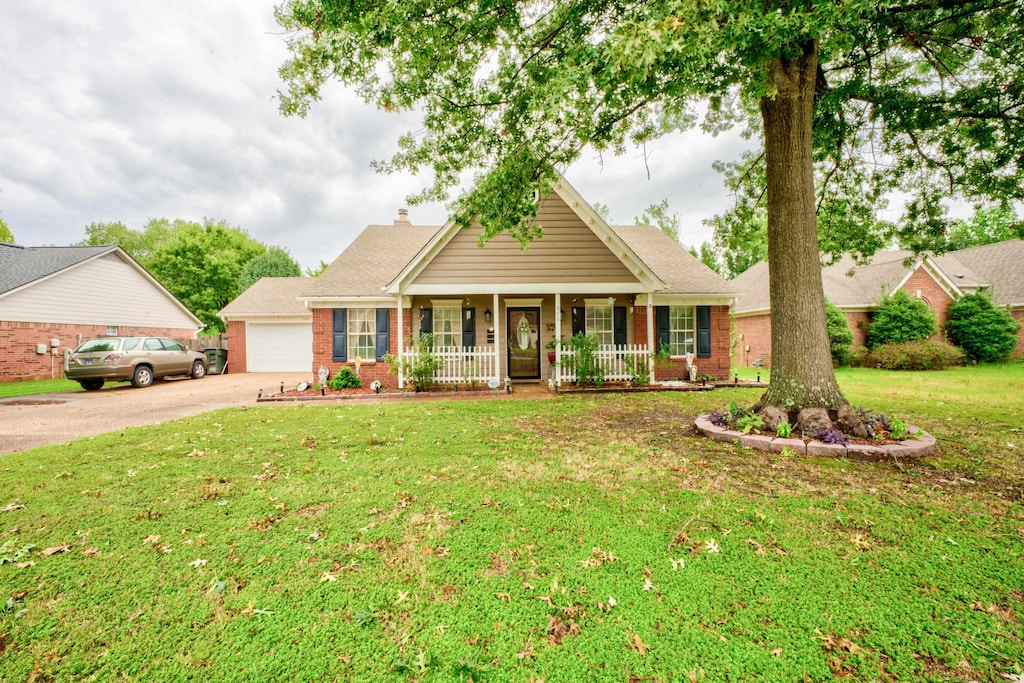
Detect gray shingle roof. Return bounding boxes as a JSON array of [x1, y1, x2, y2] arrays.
[[293, 222, 734, 300], [732, 238, 1024, 313], [301, 225, 442, 298], [946, 239, 1024, 306], [611, 225, 737, 295], [0, 244, 115, 295], [218, 277, 313, 318]]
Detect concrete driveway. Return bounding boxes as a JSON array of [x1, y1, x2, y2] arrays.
[[0, 373, 309, 455]]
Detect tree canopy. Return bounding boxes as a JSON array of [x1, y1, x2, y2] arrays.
[[276, 0, 1024, 410], [78, 218, 276, 334], [238, 246, 303, 293], [0, 217, 14, 244]]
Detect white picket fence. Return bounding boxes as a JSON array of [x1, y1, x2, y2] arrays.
[[557, 344, 650, 384], [400, 345, 497, 386]]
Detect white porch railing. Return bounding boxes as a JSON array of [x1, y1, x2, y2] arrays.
[[557, 344, 650, 384], [400, 345, 497, 386]]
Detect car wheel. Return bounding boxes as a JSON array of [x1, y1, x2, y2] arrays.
[[132, 365, 154, 388], [80, 379, 104, 391], [191, 360, 206, 379]]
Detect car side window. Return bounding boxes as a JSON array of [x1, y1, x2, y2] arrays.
[[161, 339, 184, 352], [123, 338, 141, 350], [144, 338, 163, 351]]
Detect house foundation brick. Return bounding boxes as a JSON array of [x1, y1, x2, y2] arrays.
[[310, 307, 411, 388], [226, 320, 247, 374], [633, 305, 730, 381]]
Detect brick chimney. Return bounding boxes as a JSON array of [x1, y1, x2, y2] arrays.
[[394, 208, 411, 226]]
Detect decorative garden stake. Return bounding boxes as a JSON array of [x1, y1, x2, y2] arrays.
[[318, 365, 329, 386], [280, 382, 284, 393], [354, 357, 362, 376]]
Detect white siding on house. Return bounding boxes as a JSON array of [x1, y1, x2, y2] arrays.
[[247, 322, 313, 372], [0, 253, 198, 329]]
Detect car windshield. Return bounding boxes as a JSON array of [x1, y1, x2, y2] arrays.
[[76, 338, 122, 353]]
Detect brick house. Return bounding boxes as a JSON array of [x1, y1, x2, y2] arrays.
[[0, 244, 203, 382], [222, 177, 737, 387], [731, 239, 1024, 366]]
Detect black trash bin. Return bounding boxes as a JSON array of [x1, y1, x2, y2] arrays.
[[204, 348, 228, 375]]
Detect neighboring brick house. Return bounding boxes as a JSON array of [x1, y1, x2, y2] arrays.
[[731, 239, 1024, 366], [0, 244, 203, 382], [220, 177, 737, 387]]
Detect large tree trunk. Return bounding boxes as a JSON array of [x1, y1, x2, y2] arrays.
[[755, 40, 847, 410]]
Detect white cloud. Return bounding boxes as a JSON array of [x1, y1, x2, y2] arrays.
[[0, 1, 751, 268]]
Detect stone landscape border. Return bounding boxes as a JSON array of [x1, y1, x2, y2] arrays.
[[694, 414, 936, 461]]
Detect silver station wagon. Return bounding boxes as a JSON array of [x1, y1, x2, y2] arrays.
[[65, 336, 207, 391]]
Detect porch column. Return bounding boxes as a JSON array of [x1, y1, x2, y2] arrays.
[[397, 295, 404, 389], [493, 292, 500, 384], [646, 294, 655, 384], [554, 292, 562, 386]]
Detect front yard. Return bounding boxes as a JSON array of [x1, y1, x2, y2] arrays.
[[1, 367, 1022, 681]]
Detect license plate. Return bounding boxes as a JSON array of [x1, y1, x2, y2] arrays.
[[82, 358, 95, 365]]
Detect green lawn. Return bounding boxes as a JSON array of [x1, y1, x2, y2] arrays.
[[0, 377, 78, 399], [1, 370, 1022, 681]]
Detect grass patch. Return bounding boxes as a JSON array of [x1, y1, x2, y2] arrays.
[[0, 378, 79, 398], [0, 376, 1022, 681]]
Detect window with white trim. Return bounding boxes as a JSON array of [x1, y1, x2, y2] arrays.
[[669, 306, 696, 356], [586, 305, 614, 346], [348, 309, 376, 360], [433, 306, 462, 348]]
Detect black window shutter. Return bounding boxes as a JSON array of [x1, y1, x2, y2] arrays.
[[462, 307, 476, 347], [332, 309, 347, 362], [697, 305, 711, 358], [655, 306, 670, 353], [419, 308, 433, 337], [375, 308, 390, 361], [613, 306, 627, 347], [571, 307, 585, 336]]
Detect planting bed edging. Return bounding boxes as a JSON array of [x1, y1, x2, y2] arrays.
[[694, 414, 936, 460], [256, 389, 512, 401]]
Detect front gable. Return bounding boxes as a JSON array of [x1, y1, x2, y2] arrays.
[[389, 178, 664, 295]]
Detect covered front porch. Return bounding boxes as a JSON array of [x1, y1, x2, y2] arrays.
[[394, 292, 700, 389]]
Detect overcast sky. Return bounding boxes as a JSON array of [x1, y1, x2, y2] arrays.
[[1, 2, 753, 271]]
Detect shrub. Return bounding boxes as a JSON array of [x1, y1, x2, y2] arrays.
[[383, 333, 443, 391], [562, 333, 606, 387], [945, 293, 1021, 363], [866, 290, 938, 349], [825, 299, 854, 365], [866, 339, 965, 370], [328, 367, 362, 390]]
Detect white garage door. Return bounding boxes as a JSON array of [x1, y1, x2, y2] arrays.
[[246, 322, 313, 372]]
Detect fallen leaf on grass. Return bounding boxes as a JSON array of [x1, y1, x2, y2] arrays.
[[141, 535, 160, 546], [189, 559, 207, 568], [627, 633, 652, 656], [1, 503, 25, 513], [321, 571, 338, 583], [42, 545, 70, 556], [547, 615, 579, 646], [81, 548, 99, 557], [643, 578, 654, 592]]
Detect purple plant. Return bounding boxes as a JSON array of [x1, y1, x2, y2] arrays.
[[708, 409, 731, 428], [813, 427, 849, 446]]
